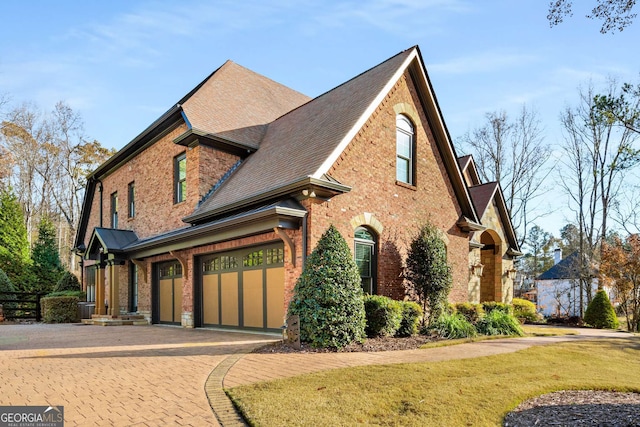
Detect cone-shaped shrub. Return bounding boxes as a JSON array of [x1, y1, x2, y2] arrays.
[[287, 225, 366, 349], [54, 271, 82, 293], [584, 289, 619, 329]]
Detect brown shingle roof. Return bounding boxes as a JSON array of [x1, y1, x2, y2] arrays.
[[469, 182, 498, 218], [181, 61, 311, 149], [187, 47, 416, 221]]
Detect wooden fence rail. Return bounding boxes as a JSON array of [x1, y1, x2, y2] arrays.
[[0, 292, 44, 322]]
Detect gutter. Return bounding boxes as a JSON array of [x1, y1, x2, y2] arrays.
[[185, 176, 351, 224]]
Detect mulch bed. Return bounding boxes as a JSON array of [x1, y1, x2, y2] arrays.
[[253, 334, 434, 353], [503, 390, 640, 426]]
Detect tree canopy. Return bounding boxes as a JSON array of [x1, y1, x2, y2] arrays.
[[548, 0, 637, 33]]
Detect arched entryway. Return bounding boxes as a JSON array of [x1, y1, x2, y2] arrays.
[[480, 230, 503, 302]]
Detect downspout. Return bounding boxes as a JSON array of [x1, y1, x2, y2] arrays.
[[302, 213, 308, 266]]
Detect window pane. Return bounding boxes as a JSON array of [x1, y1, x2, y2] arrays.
[[355, 243, 372, 277], [396, 131, 411, 157], [266, 248, 284, 264], [396, 158, 409, 182], [355, 228, 373, 241], [243, 250, 264, 267], [178, 157, 186, 180]]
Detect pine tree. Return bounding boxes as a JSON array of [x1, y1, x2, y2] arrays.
[[0, 189, 31, 286], [287, 225, 366, 349], [30, 217, 64, 294]]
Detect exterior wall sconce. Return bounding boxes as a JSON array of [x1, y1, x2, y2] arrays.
[[506, 268, 517, 280], [471, 263, 484, 277]]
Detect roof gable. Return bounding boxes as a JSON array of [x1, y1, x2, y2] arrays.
[[469, 182, 521, 253], [458, 155, 481, 186], [187, 46, 480, 225]]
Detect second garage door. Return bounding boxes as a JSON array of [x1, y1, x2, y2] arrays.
[[197, 243, 285, 331]]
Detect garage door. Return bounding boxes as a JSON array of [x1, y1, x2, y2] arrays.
[[198, 243, 285, 331], [158, 261, 182, 325]]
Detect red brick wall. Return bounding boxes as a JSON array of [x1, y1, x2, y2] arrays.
[[82, 122, 241, 246], [307, 71, 470, 303]]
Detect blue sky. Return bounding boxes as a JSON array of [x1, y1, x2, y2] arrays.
[[1, 0, 639, 239]]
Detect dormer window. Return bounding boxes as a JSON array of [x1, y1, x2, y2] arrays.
[[396, 115, 415, 185]]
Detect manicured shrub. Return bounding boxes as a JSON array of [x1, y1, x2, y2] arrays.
[[405, 222, 452, 326], [477, 310, 524, 336], [42, 296, 79, 323], [428, 312, 477, 339], [54, 271, 82, 293], [482, 301, 513, 315], [584, 289, 619, 329], [287, 225, 366, 349], [396, 301, 423, 337], [47, 290, 86, 300], [454, 302, 484, 325], [512, 298, 538, 323], [364, 295, 402, 338]]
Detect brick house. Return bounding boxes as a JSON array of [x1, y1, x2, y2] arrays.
[[74, 46, 520, 331]]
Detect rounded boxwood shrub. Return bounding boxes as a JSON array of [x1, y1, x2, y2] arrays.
[[54, 271, 82, 293], [482, 301, 513, 315], [584, 289, 619, 329], [287, 225, 366, 349], [42, 295, 80, 323], [363, 295, 402, 338], [512, 298, 538, 323], [396, 301, 423, 337], [454, 302, 484, 325], [428, 312, 477, 339], [477, 310, 524, 336], [47, 290, 87, 300]]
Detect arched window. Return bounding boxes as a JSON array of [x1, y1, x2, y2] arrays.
[[354, 227, 377, 294], [396, 115, 415, 185]]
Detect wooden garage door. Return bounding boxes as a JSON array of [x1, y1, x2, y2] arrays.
[[200, 244, 285, 331], [158, 261, 182, 324]]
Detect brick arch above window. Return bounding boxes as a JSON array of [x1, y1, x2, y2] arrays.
[[393, 103, 419, 126], [349, 213, 384, 235]]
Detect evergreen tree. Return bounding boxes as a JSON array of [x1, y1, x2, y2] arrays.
[[0, 189, 30, 286], [287, 225, 366, 349], [584, 289, 619, 329], [405, 222, 452, 326], [30, 217, 64, 294]]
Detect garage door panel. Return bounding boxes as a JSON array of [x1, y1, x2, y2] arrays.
[[243, 270, 264, 328], [203, 275, 219, 325], [159, 279, 173, 323], [221, 272, 239, 326], [174, 278, 183, 323], [266, 267, 285, 328]]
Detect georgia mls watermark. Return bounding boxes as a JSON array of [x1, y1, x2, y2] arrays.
[[0, 406, 63, 427]]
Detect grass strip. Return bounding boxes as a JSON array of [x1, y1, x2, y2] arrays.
[[228, 337, 640, 426]]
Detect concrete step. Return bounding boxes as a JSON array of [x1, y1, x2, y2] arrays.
[[82, 317, 149, 326]]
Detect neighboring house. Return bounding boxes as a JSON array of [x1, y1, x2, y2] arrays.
[[536, 250, 601, 317], [74, 46, 520, 331]]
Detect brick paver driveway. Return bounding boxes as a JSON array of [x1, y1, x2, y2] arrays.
[[0, 323, 276, 426]]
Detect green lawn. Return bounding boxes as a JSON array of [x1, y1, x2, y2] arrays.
[[228, 337, 640, 426]]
